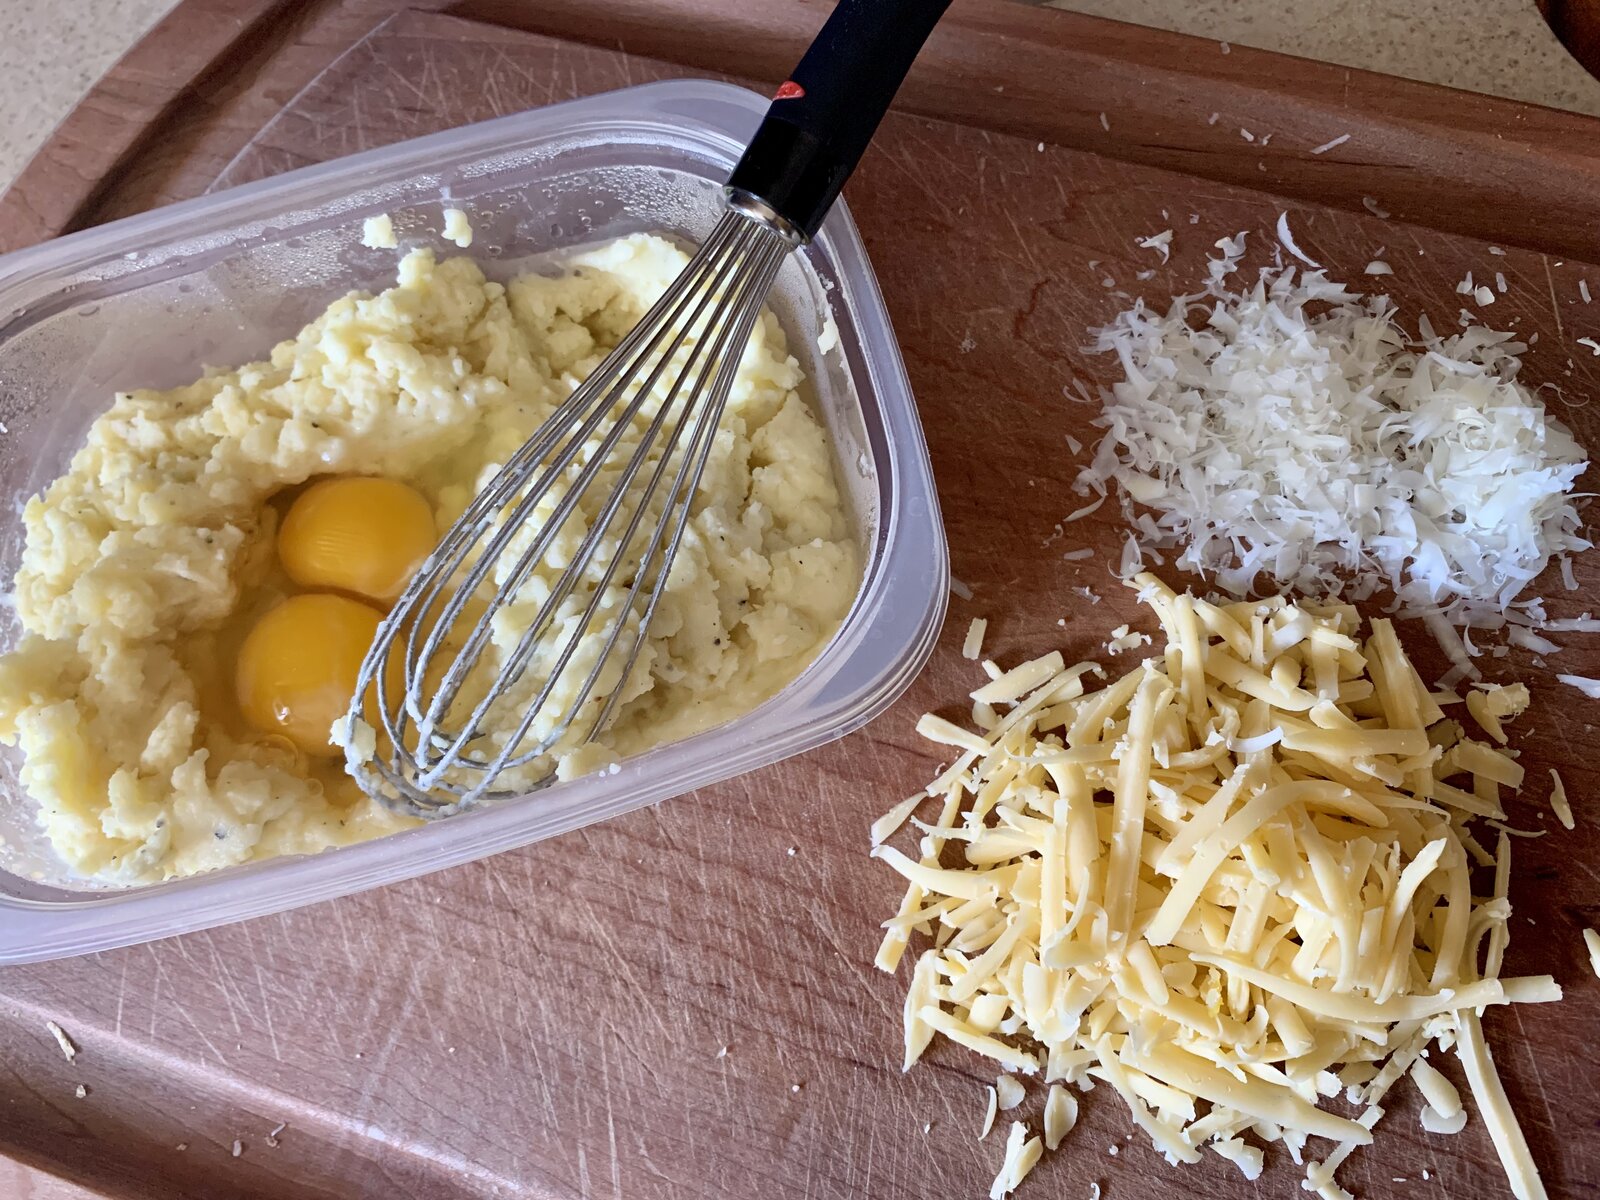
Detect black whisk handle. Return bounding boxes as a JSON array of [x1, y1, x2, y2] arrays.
[[726, 0, 954, 240]]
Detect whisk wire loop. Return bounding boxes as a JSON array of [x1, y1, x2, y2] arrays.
[[347, 209, 796, 814]]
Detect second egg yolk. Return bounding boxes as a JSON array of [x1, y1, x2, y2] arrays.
[[278, 476, 436, 606], [235, 593, 397, 758]]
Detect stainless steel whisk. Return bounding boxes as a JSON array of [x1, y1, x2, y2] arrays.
[[346, 0, 951, 816]]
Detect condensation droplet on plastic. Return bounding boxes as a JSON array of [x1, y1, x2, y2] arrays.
[[76, 304, 99, 317]]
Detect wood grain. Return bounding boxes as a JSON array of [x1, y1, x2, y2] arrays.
[[1, 6, 1599, 1200], [471, 0, 1600, 261], [14, 0, 1600, 261]]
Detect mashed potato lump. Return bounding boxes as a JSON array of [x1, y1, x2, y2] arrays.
[[0, 233, 859, 882]]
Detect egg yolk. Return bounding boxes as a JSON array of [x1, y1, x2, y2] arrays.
[[278, 476, 436, 606], [235, 593, 395, 757]]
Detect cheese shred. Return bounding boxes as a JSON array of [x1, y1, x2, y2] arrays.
[[874, 575, 1560, 1197]]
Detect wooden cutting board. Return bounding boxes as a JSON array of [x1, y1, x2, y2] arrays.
[[1, 3, 1598, 1198]]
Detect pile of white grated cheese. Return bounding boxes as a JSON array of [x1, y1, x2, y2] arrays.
[[873, 573, 1562, 1199], [1075, 234, 1590, 640]]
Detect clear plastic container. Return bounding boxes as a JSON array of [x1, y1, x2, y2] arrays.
[[0, 80, 947, 963]]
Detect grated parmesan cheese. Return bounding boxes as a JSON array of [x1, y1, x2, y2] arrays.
[[1137, 231, 1174, 263], [1076, 239, 1589, 628], [874, 575, 1561, 1198], [1065, 497, 1105, 523], [1310, 134, 1351, 155], [1275, 212, 1320, 268], [1585, 928, 1600, 979], [1557, 674, 1600, 698], [1508, 627, 1560, 656]]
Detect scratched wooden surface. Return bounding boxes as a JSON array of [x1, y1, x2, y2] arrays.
[[1, 7, 1599, 1200]]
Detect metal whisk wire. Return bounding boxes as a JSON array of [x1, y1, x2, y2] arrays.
[[347, 210, 794, 815], [342, 0, 951, 816]]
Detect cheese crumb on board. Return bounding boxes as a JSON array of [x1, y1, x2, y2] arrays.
[[1137, 231, 1174, 263], [991, 1122, 1044, 1199], [1584, 928, 1600, 979], [1105, 625, 1150, 655], [46, 1021, 77, 1062], [996, 1074, 1026, 1110], [965, 619, 990, 661], [874, 574, 1561, 1198], [1556, 674, 1600, 698], [871, 794, 924, 847], [1547, 770, 1574, 830], [981, 1085, 999, 1138], [1065, 497, 1105, 523], [1076, 237, 1589, 631]]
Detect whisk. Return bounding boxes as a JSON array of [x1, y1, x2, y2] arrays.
[[345, 0, 952, 816]]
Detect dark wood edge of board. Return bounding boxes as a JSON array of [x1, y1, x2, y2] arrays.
[[7, 0, 1600, 260], [452, 0, 1600, 262]]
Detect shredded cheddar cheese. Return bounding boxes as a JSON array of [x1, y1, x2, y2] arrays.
[[874, 573, 1562, 1198]]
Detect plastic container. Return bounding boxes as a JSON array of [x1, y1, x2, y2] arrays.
[[0, 80, 947, 964]]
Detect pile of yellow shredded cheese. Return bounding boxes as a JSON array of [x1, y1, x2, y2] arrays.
[[873, 573, 1562, 1199]]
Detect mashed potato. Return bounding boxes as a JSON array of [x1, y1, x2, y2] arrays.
[[0, 233, 859, 882]]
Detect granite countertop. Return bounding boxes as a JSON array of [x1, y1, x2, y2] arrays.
[[2, 0, 1599, 200]]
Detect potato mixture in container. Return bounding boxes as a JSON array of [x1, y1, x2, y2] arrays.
[[0, 232, 860, 883]]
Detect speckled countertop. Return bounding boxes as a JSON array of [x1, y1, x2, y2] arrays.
[[3, 0, 1600, 200], [0, 0, 178, 193]]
